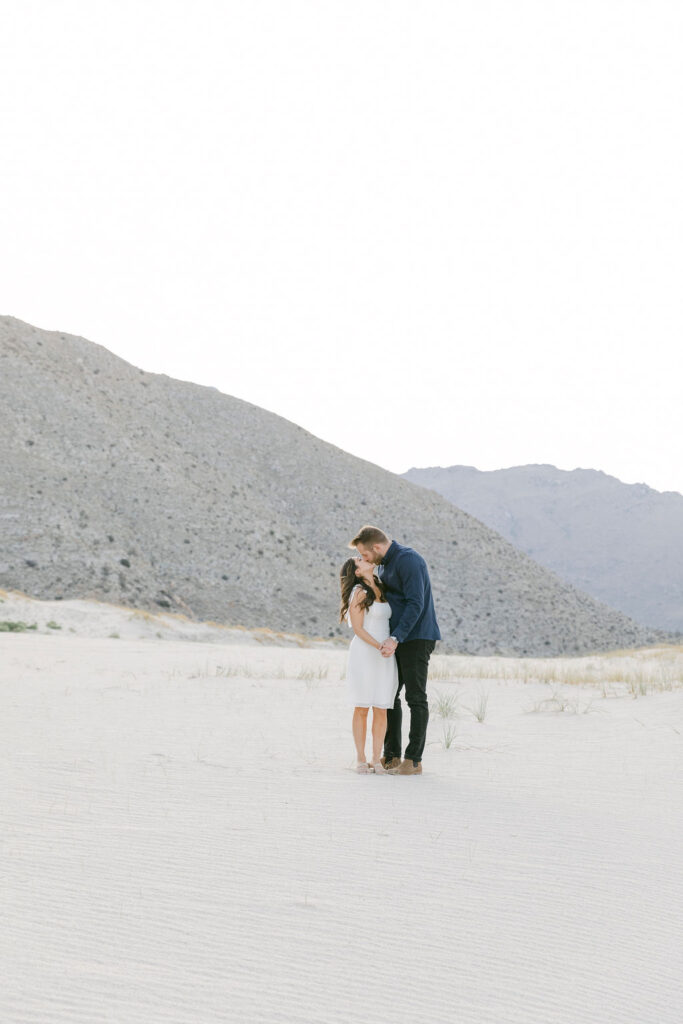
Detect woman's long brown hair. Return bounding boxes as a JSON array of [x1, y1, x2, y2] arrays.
[[339, 557, 386, 623]]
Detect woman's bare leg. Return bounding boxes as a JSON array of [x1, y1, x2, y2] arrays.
[[371, 707, 388, 764], [352, 707, 369, 762]]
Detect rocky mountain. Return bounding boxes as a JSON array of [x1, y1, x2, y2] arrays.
[[1, 315, 677, 655], [402, 464, 683, 632]]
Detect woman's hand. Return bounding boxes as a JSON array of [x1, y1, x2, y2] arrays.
[[380, 638, 398, 657]]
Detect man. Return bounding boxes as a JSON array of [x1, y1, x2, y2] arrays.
[[349, 525, 441, 775]]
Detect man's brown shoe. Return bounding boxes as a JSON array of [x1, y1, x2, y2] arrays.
[[381, 756, 401, 771], [394, 759, 422, 775]]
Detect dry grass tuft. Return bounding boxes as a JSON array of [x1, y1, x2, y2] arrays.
[[426, 649, 683, 698]]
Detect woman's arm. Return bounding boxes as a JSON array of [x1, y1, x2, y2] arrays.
[[349, 592, 382, 650]]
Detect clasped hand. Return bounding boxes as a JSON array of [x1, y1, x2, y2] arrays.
[[379, 638, 397, 658]]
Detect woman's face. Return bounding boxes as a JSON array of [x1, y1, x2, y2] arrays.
[[354, 554, 375, 577]]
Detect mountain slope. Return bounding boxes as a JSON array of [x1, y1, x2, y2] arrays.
[[0, 316, 674, 655], [402, 464, 683, 631]]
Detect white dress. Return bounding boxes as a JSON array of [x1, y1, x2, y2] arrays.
[[345, 585, 399, 709]]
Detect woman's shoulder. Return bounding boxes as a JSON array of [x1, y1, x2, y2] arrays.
[[350, 583, 385, 606]]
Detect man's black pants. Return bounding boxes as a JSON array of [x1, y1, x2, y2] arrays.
[[383, 638, 436, 764]]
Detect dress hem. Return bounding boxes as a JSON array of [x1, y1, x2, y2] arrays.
[[348, 702, 397, 709]]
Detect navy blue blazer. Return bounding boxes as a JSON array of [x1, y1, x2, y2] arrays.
[[376, 540, 441, 644]]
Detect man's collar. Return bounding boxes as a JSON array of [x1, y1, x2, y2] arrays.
[[380, 539, 399, 565]]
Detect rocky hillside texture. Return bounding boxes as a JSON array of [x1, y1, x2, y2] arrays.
[[403, 464, 683, 632], [1, 315, 677, 655]]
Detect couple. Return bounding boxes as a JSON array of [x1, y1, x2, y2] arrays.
[[339, 525, 441, 775]]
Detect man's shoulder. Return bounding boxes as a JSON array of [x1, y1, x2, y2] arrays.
[[395, 545, 426, 567]]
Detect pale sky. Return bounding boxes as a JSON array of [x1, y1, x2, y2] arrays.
[[2, 1, 682, 493]]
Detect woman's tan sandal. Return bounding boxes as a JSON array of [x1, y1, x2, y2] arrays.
[[354, 761, 372, 773]]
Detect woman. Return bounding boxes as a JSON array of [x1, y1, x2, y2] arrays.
[[339, 554, 399, 773]]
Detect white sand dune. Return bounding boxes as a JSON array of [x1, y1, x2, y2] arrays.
[[1, 621, 682, 1023], [0, 588, 341, 648]]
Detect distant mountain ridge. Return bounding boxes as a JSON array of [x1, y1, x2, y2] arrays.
[[402, 463, 683, 632], [1, 315, 678, 655]]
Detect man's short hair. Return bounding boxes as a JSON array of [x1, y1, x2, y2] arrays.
[[349, 525, 389, 548]]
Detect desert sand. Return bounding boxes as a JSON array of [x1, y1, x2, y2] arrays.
[[1, 593, 682, 1023]]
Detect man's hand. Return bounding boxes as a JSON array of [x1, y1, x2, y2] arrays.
[[380, 638, 398, 657]]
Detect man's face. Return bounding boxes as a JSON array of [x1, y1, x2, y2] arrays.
[[356, 542, 381, 566]]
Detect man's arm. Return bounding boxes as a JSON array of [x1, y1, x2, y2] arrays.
[[389, 552, 427, 643]]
